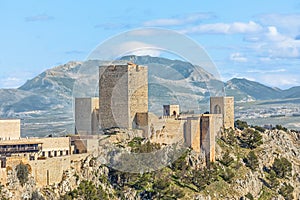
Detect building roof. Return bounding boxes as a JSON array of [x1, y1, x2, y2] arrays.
[[0, 139, 43, 145]]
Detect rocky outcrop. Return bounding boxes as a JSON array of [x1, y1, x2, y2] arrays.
[[0, 128, 299, 199]]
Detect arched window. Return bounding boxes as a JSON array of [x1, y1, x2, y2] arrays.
[[173, 110, 177, 116], [214, 105, 221, 114]]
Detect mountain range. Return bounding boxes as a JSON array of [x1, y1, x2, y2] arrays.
[[0, 55, 299, 136]]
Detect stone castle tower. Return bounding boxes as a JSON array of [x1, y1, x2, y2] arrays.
[[210, 97, 234, 129], [75, 98, 99, 135], [99, 63, 148, 129]]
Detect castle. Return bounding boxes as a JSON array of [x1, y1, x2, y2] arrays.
[[75, 62, 234, 163], [0, 61, 234, 187]]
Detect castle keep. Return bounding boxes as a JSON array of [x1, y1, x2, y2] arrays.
[[99, 63, 148, 129]]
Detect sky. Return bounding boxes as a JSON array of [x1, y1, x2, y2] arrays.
[[1, 0, 300, 89]]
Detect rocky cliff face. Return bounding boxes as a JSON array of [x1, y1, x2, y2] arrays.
[[0, 127, 299, 200]]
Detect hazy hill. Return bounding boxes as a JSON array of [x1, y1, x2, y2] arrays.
[[0, 55, 299, 136], [225, 78, 282, 101]]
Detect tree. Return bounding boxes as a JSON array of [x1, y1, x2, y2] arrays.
[[278, 182, 294, 200], [243, 151, 259, 171], [221, 129, 237, 145], [220, 167, 235, 183], [252, 125, 266, 133], [245, 192, 254, 200], [61, 180, 108, 200], [239, 128, 263, 149], [266, 170, 279, 189], [16, 162, 29, 186], [235, 120, 248, 130], [31, 190, 45, 200], [219, 151, 234, 167], [272, 157, 292, 179], [275, 125, 288, 132]]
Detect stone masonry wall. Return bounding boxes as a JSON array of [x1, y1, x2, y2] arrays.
[[0, 119, 21, 139], [99, 64, 148, 129], [128, 65, 148, 129], [75, 98, 99, 135], [210, 97, 234, 129], [99, 65, 129, 129]]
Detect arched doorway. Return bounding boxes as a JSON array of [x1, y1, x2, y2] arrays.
[[214, 105, 221, 114]]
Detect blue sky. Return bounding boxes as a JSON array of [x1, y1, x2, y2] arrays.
[[1, 0, 300, 89]]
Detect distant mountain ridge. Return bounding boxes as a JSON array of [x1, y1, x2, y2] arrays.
[[0, 55, 299, 136]]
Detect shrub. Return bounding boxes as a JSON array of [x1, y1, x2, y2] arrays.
[[220, 167, 235, 183], [252, 125, 266, 133], [266, 169, 279, 189], [61, 180, 108, 200], [221, 129, 237, 145], [272, 157, 292, 179], [31, 191, 45, 200], [239, 128, 263, 149], [235, 120, 248, 130], [245, 192, 254, 200], [278, 182, 294, 200], [219, 151, 234, 167], [243, 151, 259, 171], [16, 162, 29, 186], [275, 125, 288, 132]]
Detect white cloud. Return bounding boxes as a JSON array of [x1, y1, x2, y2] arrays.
[[181, 21, 263, 34], [25, 14, 54, 22], [259, 74, 300, 88], [245, 26, 300, 59], [230, 52, 248, 62], [0, 77, 24, 88], [258, 14, 300, 35], [246, 68, 286, 74], [143, 12, 214, 27]]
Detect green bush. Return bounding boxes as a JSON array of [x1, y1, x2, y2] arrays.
[[235, 120, 248, 130], [16, 162, 29, 186], [275, 125, 288, 132], [220, 167, 235, 183], [278, 182, 294, 200], [239, 128, 263, 149], [219, 151, 234, 167], [252, 125, 266, 133], [245, 192, 254, 200], [243, 151, 259, 171], [221, 129, 238, 145], [61, 180, 108, 200], [266, 169, 279, 189], [272, 157, 292, 179], [31, 191, 45, 200]]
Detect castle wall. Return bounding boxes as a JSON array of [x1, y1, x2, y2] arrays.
[[0, 168, 6, 185], [0, 119, 21, 139], [99, 65, 129, 129], [1, 151, 71, 186], [99, 64, 148, 129], [163, 105, 180, 117], [224, 97, 234, 129], [135, 113, 149, 137], [184, 114, 222, 163], [128, 65, 148, 129], [148, 113, 184, 144], [200, 114, 223, 163], [185, 117, 201, 152], [210, 97, 234, 129], [75, 98, 99, 135], [29, 156, 71, 186]]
